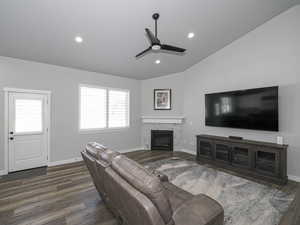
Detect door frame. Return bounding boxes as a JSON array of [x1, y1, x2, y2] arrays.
[[3, 87, 51, 175]]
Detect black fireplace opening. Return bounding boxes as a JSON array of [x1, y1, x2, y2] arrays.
[[151, 130, 173, 151]]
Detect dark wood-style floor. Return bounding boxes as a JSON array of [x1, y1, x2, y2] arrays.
[[0, 150, 299, 225]]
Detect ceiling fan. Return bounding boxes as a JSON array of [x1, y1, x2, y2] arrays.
[[136, 13, 186, 58]]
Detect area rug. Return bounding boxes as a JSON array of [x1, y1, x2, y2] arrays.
[[144, 159, 295, 225]]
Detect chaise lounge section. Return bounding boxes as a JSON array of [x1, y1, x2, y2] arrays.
[[82, 142, 224, 225]]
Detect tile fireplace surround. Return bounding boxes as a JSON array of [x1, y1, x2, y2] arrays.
[[141, 116, 185, 150]]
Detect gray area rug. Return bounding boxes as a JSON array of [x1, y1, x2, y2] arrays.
[[144, 159, 295, 225]]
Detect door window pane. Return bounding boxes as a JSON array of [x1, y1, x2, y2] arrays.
[[15, 99, 43, 133]]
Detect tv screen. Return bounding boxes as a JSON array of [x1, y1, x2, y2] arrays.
[[205, 86, 278, 131]]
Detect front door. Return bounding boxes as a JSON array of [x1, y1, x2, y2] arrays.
[[8, 92, 49, 172]]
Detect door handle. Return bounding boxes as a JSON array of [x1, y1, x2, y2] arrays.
[[10, 131, 14, 135], [9, 137, 14, 140]]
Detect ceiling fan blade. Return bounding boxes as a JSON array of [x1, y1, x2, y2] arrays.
[[135, 47, 151, 58], [145, 28, 159, 44], [161, 44, 186, 53]]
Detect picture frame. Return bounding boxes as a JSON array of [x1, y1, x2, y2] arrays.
[[154, 89, 172, 110]]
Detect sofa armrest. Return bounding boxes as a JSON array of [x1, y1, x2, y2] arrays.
[[151, 170, 169, 182], [172, 194, 224, 225]]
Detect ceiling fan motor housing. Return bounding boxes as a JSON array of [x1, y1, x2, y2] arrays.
[[152, 13, 159, 20], [152, 44, 161, 51]]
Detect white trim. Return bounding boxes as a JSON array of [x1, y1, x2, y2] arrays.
[[179, 149, 196, 155], [3, 90, 9, 176], [3, 87, 51, 173], [3, 87, 51, 95], [48, 157, 83, 167], [288, 174, 300, 182], [47, 147, 144, 167], [118, 147, 145, 153], [142, 116, 185, 124], [79, 127, 130, 134], [78, 84, 130, 132], [46, 94, 51, 163], [79, 83, 130, 93], [0, 170, 7, 177]]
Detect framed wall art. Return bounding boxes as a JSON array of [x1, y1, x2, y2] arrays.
[[154, 89, 172, 110]]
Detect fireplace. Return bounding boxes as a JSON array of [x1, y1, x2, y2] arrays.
[[151, 130, 173, 151]]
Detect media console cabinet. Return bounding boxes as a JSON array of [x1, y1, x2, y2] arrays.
[[196, 134, 288, 185]]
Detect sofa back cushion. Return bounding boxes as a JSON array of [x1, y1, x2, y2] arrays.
[[103, 167, 165, 225], [111, 155, 173, 224], [81, 151, 105, 196]]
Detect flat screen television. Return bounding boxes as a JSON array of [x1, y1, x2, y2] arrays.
[[205, 86, 279, 131]]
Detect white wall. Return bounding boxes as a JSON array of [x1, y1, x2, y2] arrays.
[[140, 73, 185, 150], [0, 57, 141, 171], [141, 72, 185, 116], [141, 6, 300, 178]]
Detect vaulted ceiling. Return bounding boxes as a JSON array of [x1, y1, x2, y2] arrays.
[[0, 0, 299, 79]]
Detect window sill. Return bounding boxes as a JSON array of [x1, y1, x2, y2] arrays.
[[79, 127, 130, 134]]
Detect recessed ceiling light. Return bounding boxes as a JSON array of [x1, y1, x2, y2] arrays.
[[155, 59, 161, 64], [187, 32, 195, 39], [75, 36, 83, 43]]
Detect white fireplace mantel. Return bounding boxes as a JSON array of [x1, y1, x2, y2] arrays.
[[141, 116, 185, 124]]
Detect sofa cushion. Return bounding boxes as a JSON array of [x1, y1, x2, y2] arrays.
[[172, 194, 224, 225], [81, 151, 106, 197], [104, 167, 166, 225], [162, 182, 193, 212], [85, 142, 107, 159], [111, 155, 173, 224]]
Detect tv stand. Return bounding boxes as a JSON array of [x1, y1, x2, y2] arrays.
[[196, 134, 288, 185]]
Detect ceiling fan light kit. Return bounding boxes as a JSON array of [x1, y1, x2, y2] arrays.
[[136, 13, 186, 58]]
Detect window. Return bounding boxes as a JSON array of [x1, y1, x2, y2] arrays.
[[108, 90, 129, 128], [80, 86, 107, 129], [80, 85, 129, 131], [15, 99, 43, 133]]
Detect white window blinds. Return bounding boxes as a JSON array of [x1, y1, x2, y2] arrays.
[[80, 86, 129, 130], [15, 99, 43, 133], [80, 86, 107, 129], [109, 90, 129, 128]]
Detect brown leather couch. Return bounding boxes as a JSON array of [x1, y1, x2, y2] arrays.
[[82, 142, 224, 225]]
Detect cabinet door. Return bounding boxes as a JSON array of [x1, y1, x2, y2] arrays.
[[231, 144, 252, 169], [197, 138, 214, 159], [255, 147, 280, 176], [215, 141, 231, 164]]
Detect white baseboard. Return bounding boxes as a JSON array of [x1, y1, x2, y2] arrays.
[[288, 174, 300, 182], [0, 169, 8, 177], [48, 157, 83, 167], [47, 147, 145, 167], [179, 149, 196, 155], [118, 147, 145, 153]]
